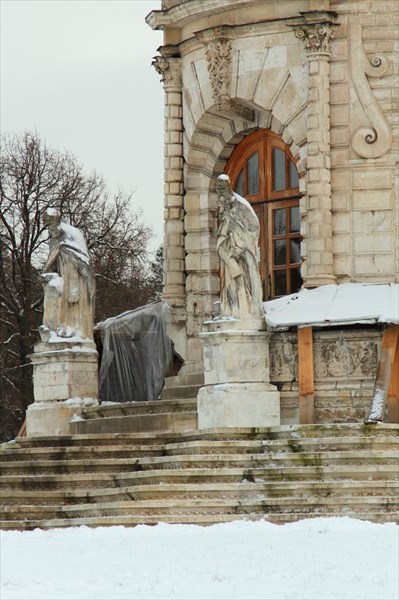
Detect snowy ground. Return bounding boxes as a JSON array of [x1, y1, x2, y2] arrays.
[[1, 518, 398, 600]]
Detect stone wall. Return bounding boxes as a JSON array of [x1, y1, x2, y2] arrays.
[[148, 0, 398, 381], [329, 0, 399, 284], [270, 327, 381, 424]]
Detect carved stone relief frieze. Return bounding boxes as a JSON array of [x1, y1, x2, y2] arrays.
[[349, 19, 392, 159]]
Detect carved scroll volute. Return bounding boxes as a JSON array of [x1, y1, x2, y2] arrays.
[[350, 20, 392, 159], [295, 24, 334, 54], [152, 55, 182, 88]]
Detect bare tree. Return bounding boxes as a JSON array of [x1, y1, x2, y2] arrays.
[[0, 131, 154, 440]]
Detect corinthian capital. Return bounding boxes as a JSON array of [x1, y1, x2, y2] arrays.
[[295, 24, 334, 54], [152, 55, 182, 87]]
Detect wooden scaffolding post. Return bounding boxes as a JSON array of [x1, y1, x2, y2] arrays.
[[387, 325, 399, 423], [298, 326, 314, 424], [368, 324, 399, 423]]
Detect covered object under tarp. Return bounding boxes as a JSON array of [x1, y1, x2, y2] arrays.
[[96, 302, 173, 403]]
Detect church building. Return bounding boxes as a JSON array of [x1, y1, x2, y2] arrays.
[[147, 0, 399, 424]]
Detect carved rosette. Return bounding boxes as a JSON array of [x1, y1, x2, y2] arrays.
[[152, 55, 182, 87], [295, 24, 334, 54]]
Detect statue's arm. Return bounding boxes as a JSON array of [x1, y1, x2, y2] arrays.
[[43, 247, 60, 273]]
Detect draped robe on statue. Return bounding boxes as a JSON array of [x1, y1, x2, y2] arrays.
[[41, 212, 95, 340], [216, 175, 263, 320]]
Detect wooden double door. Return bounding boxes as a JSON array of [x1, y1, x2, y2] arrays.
[[225, 129, 302, 300]]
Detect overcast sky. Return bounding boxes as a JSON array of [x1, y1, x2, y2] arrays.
[[1, 0, 164, 252]]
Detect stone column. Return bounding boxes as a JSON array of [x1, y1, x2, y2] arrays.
[[295, 19, 337, 288], [152, 48, 187, 359]]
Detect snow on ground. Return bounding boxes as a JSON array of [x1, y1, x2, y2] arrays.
[[1, 518, 398, 600]]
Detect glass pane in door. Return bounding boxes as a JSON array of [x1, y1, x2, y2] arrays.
[[247, 152, 259, 195], [273, 208, 286, 236], [290, 267, 302, 293], [235, 168, 244, 196], [273, 148, 286, 191], [274, 240, 287, 266], [290, 206, 300, 233], [274, 271, 287, 296], [290, 239, 301, 264], [289, 159, 299, 188]]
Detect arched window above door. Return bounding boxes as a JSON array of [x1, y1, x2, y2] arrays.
[[225, 129, 302, 300]]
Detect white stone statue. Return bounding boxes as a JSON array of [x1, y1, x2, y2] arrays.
[[40, 209, 95, 341], [216, 174, 263, 320]]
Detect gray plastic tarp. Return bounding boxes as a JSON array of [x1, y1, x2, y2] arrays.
[[96, 302, 173, 403]]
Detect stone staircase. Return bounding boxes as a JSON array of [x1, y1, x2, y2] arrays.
[[68, 384, 200, 435], [1, 421, 398, 530]]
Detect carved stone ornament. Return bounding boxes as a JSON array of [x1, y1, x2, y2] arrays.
[[196, 33, 254, 121], [152, 55, 182, 87], [204, 38, 232, 110], [349, 20, 392, 159], [295, 24, 334, 54]]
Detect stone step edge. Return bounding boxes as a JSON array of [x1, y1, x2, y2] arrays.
[[2, 497, 398, 519], [2, 511, 398, 530], [2, 435, 398, 455], [9, 423, 399, 447], [80, 398, 198, 420], [1, 438, 398, 463], [2, 464, 397, 484], [1, 451, 398, 471], [1, 480, 397, 503]]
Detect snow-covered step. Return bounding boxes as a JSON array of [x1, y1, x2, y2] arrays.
[[2, 496, 397, 523], [1, 510, 398, 531]]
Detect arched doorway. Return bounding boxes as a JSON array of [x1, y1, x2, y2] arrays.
[[225, 129, 302, 300]]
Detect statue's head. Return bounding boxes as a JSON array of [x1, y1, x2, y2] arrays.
[[43, 209, 61, 236]]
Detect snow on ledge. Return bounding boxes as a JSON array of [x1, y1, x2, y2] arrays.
[[263, 283, 399, 330]]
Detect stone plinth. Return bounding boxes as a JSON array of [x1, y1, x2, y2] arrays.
[[26, 340, 98, 437], [197, 318, 280, 429]]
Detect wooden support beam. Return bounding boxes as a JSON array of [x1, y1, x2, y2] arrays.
[[17, 419, 27, 438], [387, 326, 399, 423], [368, 324, 399, 423], [298, 326, 314, 424]]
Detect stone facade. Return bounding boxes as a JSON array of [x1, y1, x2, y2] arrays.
[[147, 0, 398, 422]]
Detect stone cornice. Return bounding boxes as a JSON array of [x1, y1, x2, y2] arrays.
[[146, 1, 332, 30]]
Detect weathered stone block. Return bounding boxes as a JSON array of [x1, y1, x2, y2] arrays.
[[198, 383, 280, 429]]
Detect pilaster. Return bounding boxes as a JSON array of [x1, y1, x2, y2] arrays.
[[152, 46, 187, 358], [152, 47, 185, 306], [292, 13, 338, 288]]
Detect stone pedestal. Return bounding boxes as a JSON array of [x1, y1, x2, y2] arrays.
[[197, 318, 280, 429], [26, 340, 98, 437]]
